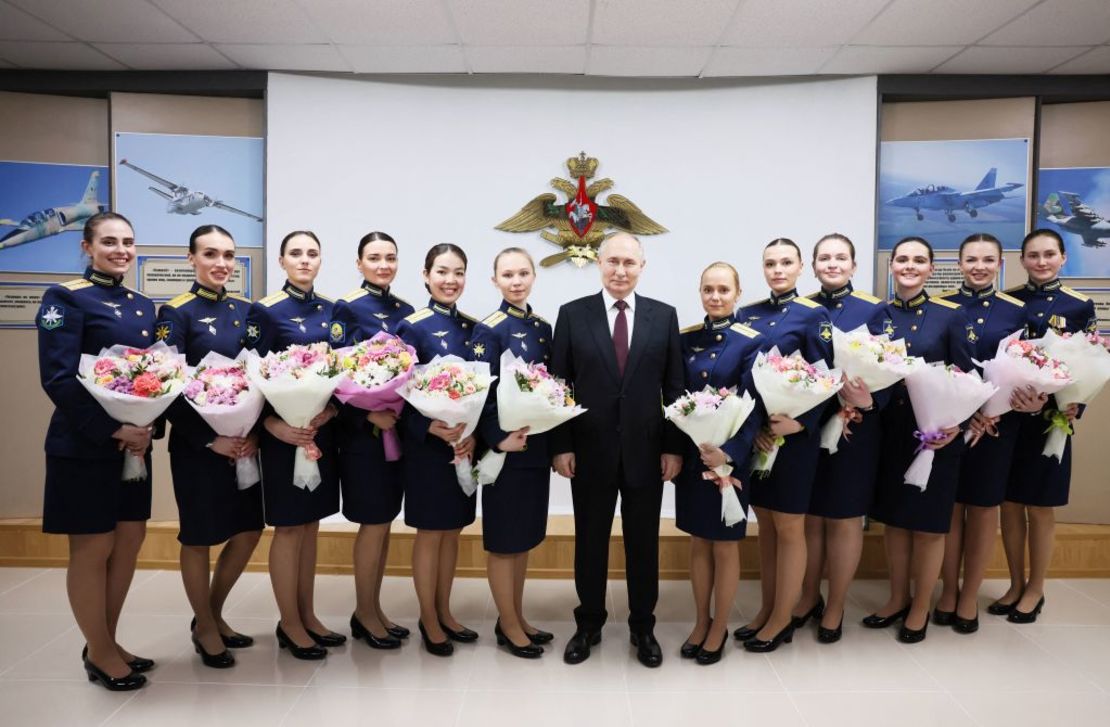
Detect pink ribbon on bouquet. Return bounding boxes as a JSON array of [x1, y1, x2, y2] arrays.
[[702, 470, 742, 492], [836, 406, 864, 442]]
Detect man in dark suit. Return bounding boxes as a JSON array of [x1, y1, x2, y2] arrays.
[[550, 232, 684, 667]]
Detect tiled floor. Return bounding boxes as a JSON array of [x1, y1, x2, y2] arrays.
[[1, 568, 1108, 726]]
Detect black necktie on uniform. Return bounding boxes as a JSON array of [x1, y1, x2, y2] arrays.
[[613, 299, 629, 376]]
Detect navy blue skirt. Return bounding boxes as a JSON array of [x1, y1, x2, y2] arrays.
[[260, 423, 340, 527], [1006, 412, 1072, 507], [170, 448, 264, 545], [956, 412, 1020, 508], [401, 433, 476, 531], [749, 427, 820, 515], [481, 465, 549, 553], [338, 439, 403, 526], [674, 462, 748, 541], [43, 453, 152, 534], [809, 408, 882, 519]]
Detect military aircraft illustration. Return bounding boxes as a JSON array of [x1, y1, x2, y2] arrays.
[[118, 159, 262, 222], [0, 170, 106, 251], [1042, 191, 1110, 248], [885, 168, 1024, 222]]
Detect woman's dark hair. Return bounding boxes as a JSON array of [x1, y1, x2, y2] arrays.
[[959, 232, 1002, 258], [891, 236, 934, 262], [813, 233, 855, 262], [280, 230, 321, 256], [764, 237, 802, 261], [423, 243, 468, 293], [83, 211, 133, 242], [188, 224, 233, 253], [493, 246, 535, 274], [357, 230, 397, 258], [1021, 228, 1066, 256]]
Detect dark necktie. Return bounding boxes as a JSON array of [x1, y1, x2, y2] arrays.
[[613, 299, 629, 376]]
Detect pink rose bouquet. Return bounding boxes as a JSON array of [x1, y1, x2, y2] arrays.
[[334, 332, 418, 462], [1038, 330, 1110, 460]]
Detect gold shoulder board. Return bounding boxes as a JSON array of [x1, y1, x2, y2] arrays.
[[404, 308, 433, 324], [482, 311, 508, 328], [60, 279, 92, 291], [930, 297, 961, 310], [679, 323, 701, 334], [341, 288, 368, 303], [995, 291, 1024, 307], [165, 292, 196, 309], [730, 323, 759, 338], [1061, 286, 1090, 302], [259, 291, 288, 308], [850, 290, 882, 304], [793, 296, 820, 309], [935, 289, 959, 299], [228, 293, 251, 304]]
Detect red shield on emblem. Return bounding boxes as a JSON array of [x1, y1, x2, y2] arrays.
[[566, 175, 597, 238]]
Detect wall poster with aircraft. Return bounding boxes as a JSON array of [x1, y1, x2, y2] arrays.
[[877, 138, 1030, 251], [114, 132, 263, 248], [1036, 166, 1110, 279]]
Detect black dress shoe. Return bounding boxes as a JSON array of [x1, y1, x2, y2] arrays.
[[818, 618, 844, 644], [680, 639, 703, 659], [350, 614, 401, 650], [791, 595, 825, 629], [695, 633, 726, 665], [1007, 596, 1046, 624], [898, 617, 928, 644], [743, 623, 794, 653], [418, 620, 454, 657], [193, 635, 235, 668], [563, 630, 601, 665], [84, 658, 146, 691], [732, 623, 765, 642], [494, 620, 544, 659], [953, 613, 979, 634], [439, 621, 478, 643], [630, 632, 663, 668], [861, 606, 910, 629], [81, 645, 154, 673], [276, 625, 327, 660], [307, 628, 347, 647], [987, 598, 1018, 616], [932, 609, 955, 626], [191, 617, 255, 649], [526, 628, 554, 645], [386, 624, 411, 640]]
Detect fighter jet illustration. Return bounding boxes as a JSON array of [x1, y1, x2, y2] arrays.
[[119, 159, 262, 222], [885, 168, 1024, 222], [0, 170, 106, 251], [1042, 191, 1110, 248]]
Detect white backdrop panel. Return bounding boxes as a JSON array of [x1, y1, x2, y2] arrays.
[[266, 72, 878, 516]]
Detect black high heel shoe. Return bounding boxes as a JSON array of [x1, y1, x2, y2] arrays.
[[817, 618, 844, 644], [494, 620, 543, 659], [350, 614, 401, 650], [953, 612, 979, 634], [861, 606, 910, 629], [386, 624, 411, 640], [439, 621, 479, 643], [306, 628, 347, 647], [932, 609, 955, 626], [732, 622, 765, 642], [81, 645, 154, 673], [83, 658, 146, 691], [419, 620, 454, 657], [193, 635, 235, 669], [680, 639, 703, 659], [190, 616, 254, 648], [695, 633, 727, 665], [1007, 596, 1046, 624], [276, 625, 327, 660], [526, 628, 554, 645], [898, 615, 929, 644], [987, 597, 1019, 616], [743, 624, 794, 653], [791, 595, 825, 629]]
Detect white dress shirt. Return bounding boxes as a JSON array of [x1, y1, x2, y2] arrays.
[[601, 289, 636, 348]]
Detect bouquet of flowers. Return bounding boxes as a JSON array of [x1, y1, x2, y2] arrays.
[[820, 326, 922, 453], [474, 349, 586, 486], [399, 355, 495, 495], [77, 341, 187, 482], [973, 331, 1071, 427], [182, 350, 265, 489], [750, 346, 843, 475], [903, 363, 997, 489], [334, 332, 418, 462], [1039, 330, 1110, 460], [246, 342, 345, 491], [664, 386, 757, 526]]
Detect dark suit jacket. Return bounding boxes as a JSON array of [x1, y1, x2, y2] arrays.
[[550, 291, 685, 489]]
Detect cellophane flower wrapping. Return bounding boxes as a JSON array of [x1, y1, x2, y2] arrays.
[[398, 355, 494, 495], [820, 326, 923, 453], [77, 341, 187, 482], [246, 343, 345, 491], [750, 346, 843, 475], [333, 332, 418, 462], [975, 331, 1072, 421], [182, 350, 265, 489], [1040, 330, 1110, 460], [475, 349, 586, 486], [664, 386, 756, 526], [903, 363, 997, 490]]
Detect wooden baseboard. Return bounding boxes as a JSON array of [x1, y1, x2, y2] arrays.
[[2, 517, 1109, 579]]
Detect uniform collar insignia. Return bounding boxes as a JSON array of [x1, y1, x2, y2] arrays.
[[769, 289, 798, 306], [892, 291, 928, 309], [362, 281, 386, 297], [959, 283, 995, 299], [818, 284, 853, 301], [85, 267, 122, 287], [191, 281, 227, 302], [1025, 279, 1062, 293], [501, 299, 531, 319], [431, 300, 456, 317], [283, 281, 314, 301], [706, 315, 734, 331]]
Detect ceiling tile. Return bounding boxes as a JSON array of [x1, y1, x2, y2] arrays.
[[337, 45, 467, 73], [981, 0, 1110, 46], [7, 0, 197, 43], [468, 45, 586, 74], [0, 41, 127, 70], [852, 0, 1040, 45], [721, 0, 888, 47], [0, 3, 70, 42], [300, 0, 456, 45], [151, 0, 326, 43], [702, 46, 838, 76], [821, 45, 961, 74], [1048, 45, 1110, 73], [933, 45, 1091, 74], [592, 0, 738, 46], [449, 0, 590, 46], [216, 43, 350, 71], [93, 43, 237, 70], [588, 45, 712, 76]]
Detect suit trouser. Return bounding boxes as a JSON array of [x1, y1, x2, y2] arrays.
[[571, 463, 664, 634]]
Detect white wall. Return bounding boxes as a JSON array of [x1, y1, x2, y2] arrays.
[[266, 72, 879, 516]]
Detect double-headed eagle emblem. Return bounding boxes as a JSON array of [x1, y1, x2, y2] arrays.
[[495, 152, 667, 268]]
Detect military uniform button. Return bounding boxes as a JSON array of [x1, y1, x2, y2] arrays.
[[983, 301, 990, 307], [701, 371, 708, 379], [395, 302, 401, 308], [539, 338, 546, 343], [769, 321, 776, 326], [462, 322, 469, 329], [534, 321, 540, 327], [916, 309, 923, 316], [715, 334, 723, 341], [229, 303, 235, 310], [836, 303, 843, 309], [977, 318, 984, 324], [141, 330, 148, 337], [320, 321, 327, 327], [1047, 296, 1054, 302], [710, 353, 717, 359], [317, 304, 323, 311], [234, 320, 240, 327], [136, 310, 143, 316], [1037, 312, 1044, 318], [906, 342, 912, 348], [126, 293, 134, 300], [911, 325, 917, 331]]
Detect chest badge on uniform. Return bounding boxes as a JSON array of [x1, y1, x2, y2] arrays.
[[819, 321, 833, 342], [1048, 314, 1067, 332], [472, 343, 486, 358], [329, 322, 345, 344], [199, 316, 217, 335], [102, 301, 122, 317], [373, 312, 390, 331], [965, 324, 979, 343], [155, 322, 171, 341], [246, 323, 260, 344], [290, 316, 306, 333], [512, 331, 529, 351], [883, 319, 895, 336], [433, 330, 448, 349], [39, 304, 64, 330]]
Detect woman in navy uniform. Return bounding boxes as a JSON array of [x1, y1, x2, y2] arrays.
[[246, 230, 344, 660], [470, 247, 553, 659], [36, 212, 154, 690], [395, 243, 479, 656], [157, 225, 261, 668], [734, 238, 834, 653], [997, 229, 1098, 624], [675, 262, 765, 665], [934, 233, 1037, 634], [866, 237, 973, 644], [330, 231, 414, 649], [795, 234, 887, 644]]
